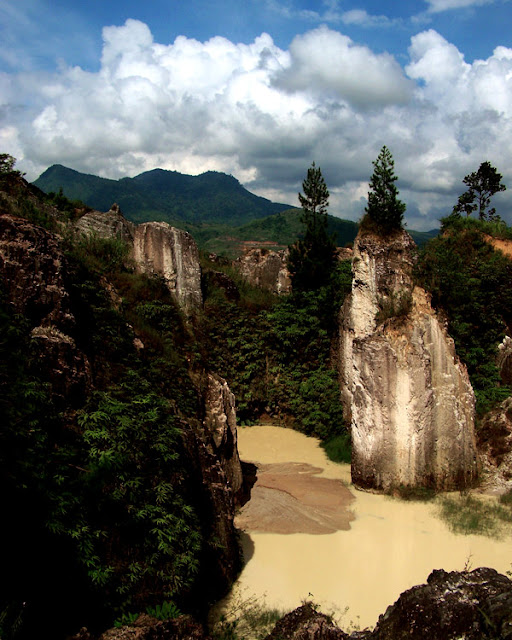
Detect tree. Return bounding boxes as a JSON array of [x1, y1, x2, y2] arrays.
[[453, 161, 506, 220], [287, 162, 337, 291], [364, 146, 405, 234], [0, 153, 22, 177]]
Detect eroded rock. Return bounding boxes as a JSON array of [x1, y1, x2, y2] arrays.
[[0, 213, 91, 405], [339, 229, 477, 491], [133, 222, 202, 312], [264, 569, 512, 640], [478, 396, 512, 492], [236, 248, 291, 294], [203, 373, 243, 496], [74, 205, 135, 243]]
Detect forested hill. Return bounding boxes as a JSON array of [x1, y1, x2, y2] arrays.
[[33, 164, 291, 226]]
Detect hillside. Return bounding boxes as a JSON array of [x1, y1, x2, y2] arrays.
[[33, 164, 291, 226]]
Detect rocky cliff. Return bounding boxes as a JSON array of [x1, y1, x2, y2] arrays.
[[339, 229, 477, 491], [236, 248, 291, 295], [133, 222, 203, 313], [75, 209, 203, 313], [0, 213, 91, 406]]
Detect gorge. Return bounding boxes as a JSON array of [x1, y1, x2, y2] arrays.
[[1, 169, 511, 639]]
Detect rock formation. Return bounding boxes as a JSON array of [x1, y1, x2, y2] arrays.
[[133, 222, 203, 312], [74, 204, 136, 242], [339, 229, 477, 491], [478, 396, 512, 492], [498, 336, 512, 386], [0, 213, 91, 406], [74, 209, 203, 313], [236, 248, 291, 294], [264, 569, 512, 640], [203, 373, 243, 496]]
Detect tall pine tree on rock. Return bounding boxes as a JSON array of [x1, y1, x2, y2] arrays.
[[363, 146, 405, 235], [287, 162, 337, 291]]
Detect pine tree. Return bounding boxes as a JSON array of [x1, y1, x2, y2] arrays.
[[287, 162, 337, 291], [452, 161, 506, 220], [364, 146, 405, 234]]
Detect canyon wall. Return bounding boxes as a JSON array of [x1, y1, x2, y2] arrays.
[[75, 209, 203, 313], [236, 247, 291, 294], [339, 229, 478, 491]]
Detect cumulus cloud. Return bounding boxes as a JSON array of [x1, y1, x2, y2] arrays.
[[272, 26, 413, 107], [2, 19, 512, 230]]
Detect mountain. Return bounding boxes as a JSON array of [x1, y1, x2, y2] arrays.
[[33, 164, 291, 226]]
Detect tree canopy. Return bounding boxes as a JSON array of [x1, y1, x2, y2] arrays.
[[452, 161, 506, 221], [363, 146, 405, 234], [287, 162, 337, 291]]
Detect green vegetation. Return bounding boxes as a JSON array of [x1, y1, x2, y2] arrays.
[[200, 257, 351, 445], [361, 146, 405, 235], [287, 162, 337, 292], [452, 161, 506, 221], [416, 217, 512, 414], [438, 492, 512, 537], [33, 164, 290, 226], [211, 594, 285, 640]]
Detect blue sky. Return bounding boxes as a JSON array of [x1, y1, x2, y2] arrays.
[[1, 0, 512, 229]]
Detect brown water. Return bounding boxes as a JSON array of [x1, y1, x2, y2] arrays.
[[226, 425, 511, 631]]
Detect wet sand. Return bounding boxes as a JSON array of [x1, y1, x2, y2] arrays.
[[226, 425, 512, 631], [235, 461, 354, 534]]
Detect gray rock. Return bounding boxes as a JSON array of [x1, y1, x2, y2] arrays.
[[236, 248, 291, 295]]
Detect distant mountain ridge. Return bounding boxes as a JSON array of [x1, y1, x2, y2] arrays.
[[33, 164, 438, 254], [33, 164, 291, 226]]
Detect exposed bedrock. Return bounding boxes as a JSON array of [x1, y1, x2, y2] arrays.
[[203, 373, 243, 497], [75, 209, 203, 313], [235, 247, 291, 294], [264, 568, 512, 640], [339, 229, 477, 491], [0, 213, 91, 406], [133, 222, 203, 313]]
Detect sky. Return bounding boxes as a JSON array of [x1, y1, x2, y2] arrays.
[[1, 0, 512, 230]]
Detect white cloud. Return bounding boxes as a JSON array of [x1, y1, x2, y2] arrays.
[[272, 26, 413, 107], [2, 20, 512, 230], [426, 0, 496, 12]]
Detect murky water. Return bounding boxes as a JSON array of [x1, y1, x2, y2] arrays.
[[225, 425, 511, 631]]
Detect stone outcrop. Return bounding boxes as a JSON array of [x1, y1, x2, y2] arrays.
[[203, 373, 243, 496], [0, 213, 91, 406], [133, 222, 202, 312], [74, 204, 136, 242], [498, 336, 512, 386], [74, 208, 203, 313], [478, 396, 512, 492], [236, 248, 291, 294], [264, 569, 512, 640], [339, 229, 477, 491]]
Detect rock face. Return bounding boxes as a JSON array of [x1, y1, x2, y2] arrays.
[[74, 204, 136, 243], [498, 336, 512, 386], [203, 373, 243, 496], [236, 248, 291, 294], [0, 213, 91, 406], [339, 229, 477, 491], [478, 396, 512, 492], [264, 569, 512, 640], [133, 222, 203, 312]]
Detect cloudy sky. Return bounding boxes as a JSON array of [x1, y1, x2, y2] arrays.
[[1, 0, 512, 229]]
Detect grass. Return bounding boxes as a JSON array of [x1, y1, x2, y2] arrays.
[[211, 593, 285, 640], [438, 492, 512, 537], [321, 433, 351, 463]]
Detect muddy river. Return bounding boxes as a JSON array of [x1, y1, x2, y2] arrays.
[[224, 425, 511, 631]]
